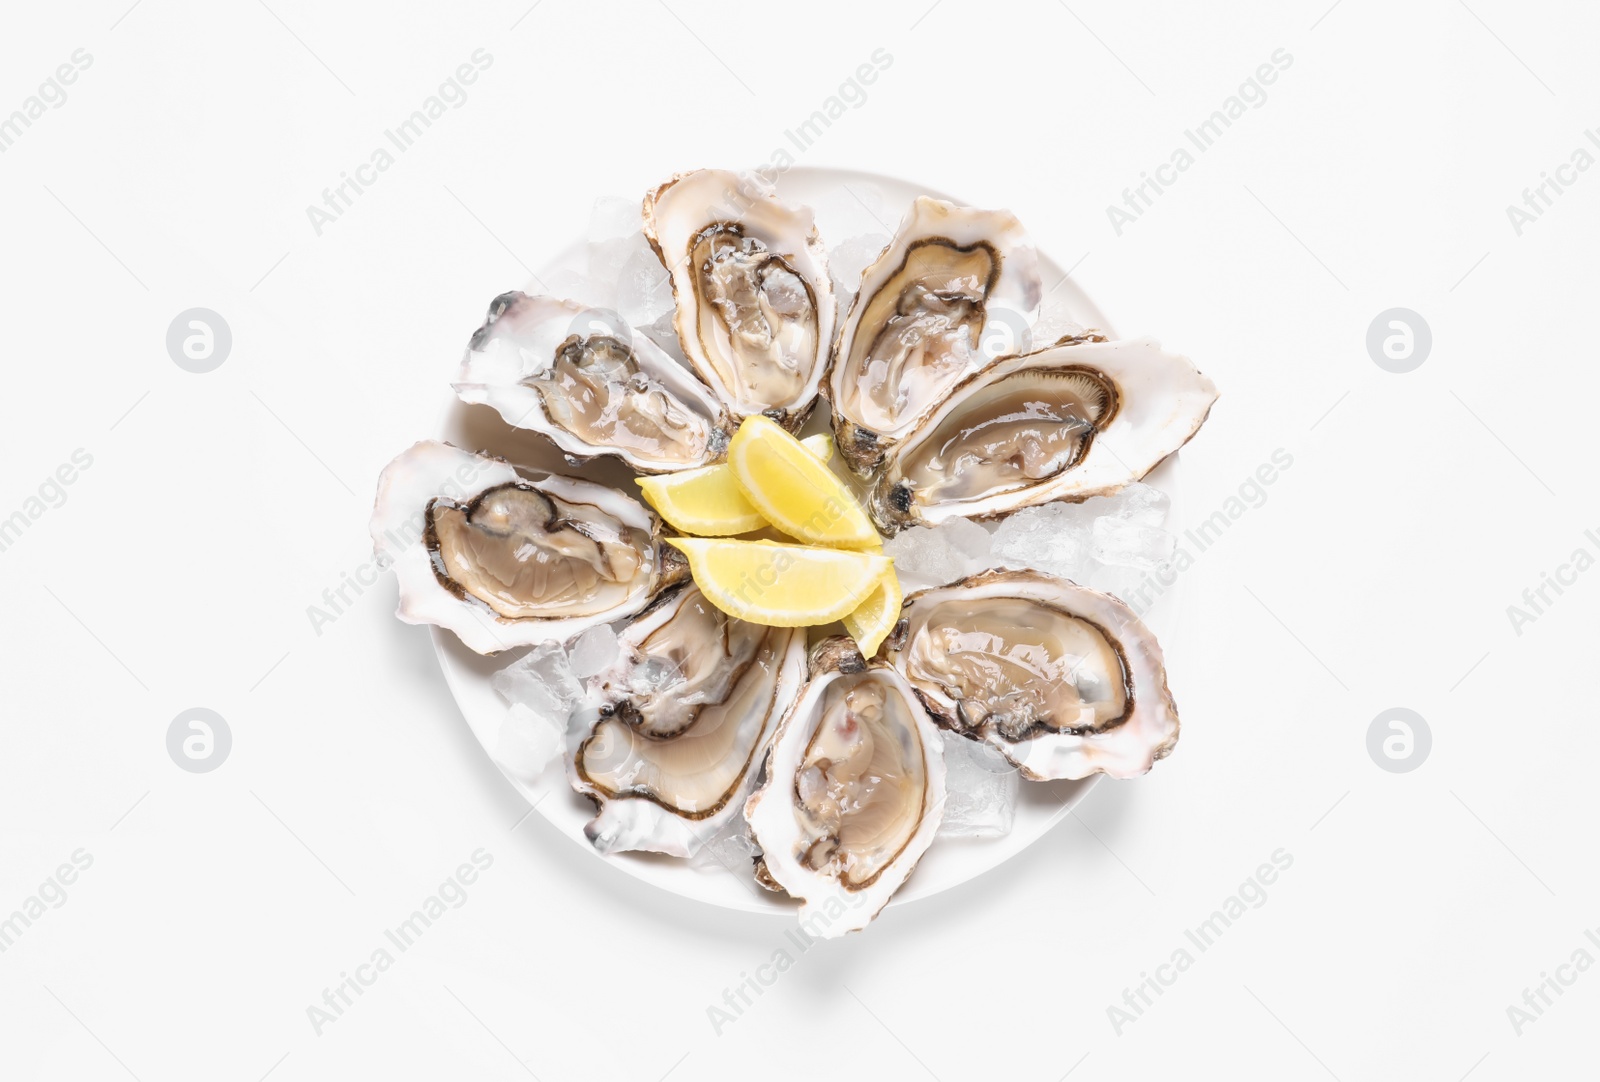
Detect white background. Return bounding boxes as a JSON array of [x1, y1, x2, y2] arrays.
[[2, 1, 1595, 1078]]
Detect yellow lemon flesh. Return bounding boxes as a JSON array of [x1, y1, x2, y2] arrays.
[[637, 434, 833, 536], [666, 537, 892, 626], [842, 568, 903, 659], [727, 416, 880, 551]]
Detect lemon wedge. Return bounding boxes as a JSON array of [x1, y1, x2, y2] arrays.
[[842, 567, 903, 658], [666, 537, 891, 626], [638, 434, 833, 536], [727, 416, 880, 550]]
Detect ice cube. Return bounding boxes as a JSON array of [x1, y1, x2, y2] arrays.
[[828, 232, 891, 306], [936, 516, 995, 567], [586, 195, 650, 294], [588, 231, 650, 294], [688, 819, 762, 875], [990, 502, 1092, 581], [491, 641, 584, 729], [543, 267, 614, 310], [884, 518, 996, 589], [1095, 482, 1169, 526], [617, 247, 676, 327], [1090, 516, 1176, 570], [884, 527, 964, 588], [937, 737, 1019, 838], [492, 702, 564, 781], [1030, 289, 1086, 347], [568, 624, 621, 679], [639, 310, 684, 358], [587, 195, 641, 243]]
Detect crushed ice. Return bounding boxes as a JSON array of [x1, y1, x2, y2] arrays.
[[616, 247, 676, 327], [489, 640, 587, 780], [491, 190, 1183, 855], [885, 483, 1175, 599], [828, 232, 891, 312], [492, 703, 565, 782], [884, 516, 997, 590], [990, 482, 1176, 604], [688, 818, 762, 875], [568, 624, 621, 680], [1030, 288, 1087, 347], [937, 738, 1020, 838]]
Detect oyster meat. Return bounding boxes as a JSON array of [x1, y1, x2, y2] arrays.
[[370, 441, 685, 654], [453, 292, 728, 473], [569, 584, 806, 857], [882, 569, 1179, 780], [643, 169, 835, 430], [745, 639, 946, 936], [868, 335, 1219, 533], [828, 197, 1041, 477]]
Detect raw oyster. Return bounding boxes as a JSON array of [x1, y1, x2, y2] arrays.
[[570, 584, 806, 857], [868, 335, 1218, 534], [882, 568, 1178, 780], [828, 198, 1041, 477], [370, 441, 685, 654], [745, 638, 946, 936], [453, 293, 728, 473], [643, 169, 835, 430]]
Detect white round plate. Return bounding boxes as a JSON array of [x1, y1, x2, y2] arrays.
[[430, 166, 1182, 915]]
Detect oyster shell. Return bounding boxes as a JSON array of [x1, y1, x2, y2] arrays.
[[643, 169, 835, 430], [745, 638, 946, 936], [882, 569, 1178, 780], [569, 584, 806, 857], [370, 441, 685, 654], [453, 292, 728, 473], [828, 197, 1041, 477], [868, 335, 1218, 533]]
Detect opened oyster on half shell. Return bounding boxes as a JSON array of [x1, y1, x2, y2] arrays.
[[644, 169, 835, 430], [828, 197, 1041, 478], [453, 292, 729, 473], [745, 639, 947, 936], [569, 584, 806, 857], [868, 335, 1219, 534], [880, 569, 1179, 780], [370, 441, 685, 654]]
